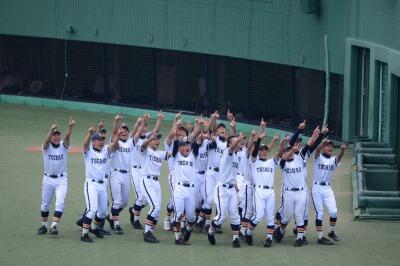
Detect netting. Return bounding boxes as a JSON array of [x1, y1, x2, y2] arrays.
[[0, 34, 343, 138]]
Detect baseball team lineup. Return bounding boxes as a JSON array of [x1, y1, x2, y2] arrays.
[[37, 109, 346, 248]]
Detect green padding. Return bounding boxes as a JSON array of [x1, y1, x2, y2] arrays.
[[355, 148, 394, 154], [357, 142, 388, 148], [360, 164, 397, 170], [354, 136, 372, 142], [358, 153, 397, 165], [359, 191, 400, 197], [0, 95, 290, 138], [358, 196, 400, 208], [364, 170, 399, 191]]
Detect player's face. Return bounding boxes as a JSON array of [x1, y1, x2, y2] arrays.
[[51, 133, 61, 145], [216, 127, 226, 138], [180, 144, 190, 156], [119, 128, 129, 141], [323, 144, 334, 156], [149, 138, 160, 150], [259, 149, 268, 159], [284, 148, 294, 160], [178, 129, 187, 138], [141, 124, 148, 135], [93, 138, 105, 150], [294, 142, 302, 152]]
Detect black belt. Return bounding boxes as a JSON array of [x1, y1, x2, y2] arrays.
[[314, 182, 330, 186], [222, 184, 234, 188], [132, 165, 141, 169], [209, 167, 219, 172], [285, 187, 304, 191], [114, 168, 128, 173], [198, 171, 205, 174], [45, 173, 64, 178], [255, 185, 273, 189], [147, 176, 159, 181], [177, 182, 194, 187], [91, 179, 104, 184]]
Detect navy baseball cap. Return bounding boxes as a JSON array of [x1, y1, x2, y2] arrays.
[[283, 145, 293, 152], [52, 129, 61, 135], [148, 133, 162, 139], [120, 123, 129, 131], [99, 128, 107, 134], [178, 140, 191, 147], [260, 144, 269, 151], [92, 132, 105, 141], [325, 140, 334, 146], [178, 126, 189, 136], [217, 123, 226, 129]]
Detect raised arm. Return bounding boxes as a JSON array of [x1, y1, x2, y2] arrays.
[[274, 136, 289, 161], [129, 116, 142, 139], [336, 144, 347, 164], [314, 137, 329, 158], [109, 128, 123, 153], [227, 109, 236, 136], [83, 126, 96, 153], [141, 133, 155, 152], [309, 125, 329, 154], [152, 111, 164, 135], [112, 114, 123, 136], [63, 117, 76, 148], [247, 129, 258, 156], [251, 132, 265, 160], [209, 111, 219, 133], [188, 117, 203, 142], [289, 120, 306, 146], [301, 126, 320, 157], [133, 116, 147, 144], [228, 133, 245, 154], [267, 134, 280, 151], [43, 124, 58, 150], [97, 121, 105, 133]]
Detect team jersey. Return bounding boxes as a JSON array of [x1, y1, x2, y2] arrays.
[[165, 139, 175, 173], [111, 138, 134, 170], [218, 149, 239, 185], [195, 139, 210, 172], [251, 157, 279, 187], [140, 147, 168, 177], [207, 136, 227, 168], [84, 145, 111, 181], [42, 141, 69, 175], [280, 153, 307, 189], [173, 152, 197, 184], [313, 154, 339, 183], [130, 135, 147, 168]]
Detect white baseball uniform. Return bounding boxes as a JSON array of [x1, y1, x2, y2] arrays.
[[165, 139, 176, 213], [40, 141, 69, 221], [311, 154, 339, 222], [140, 147, 168, 231], [83, 145, 111, 221], [130, 136, 147, 208], [237, 148, 254, 221], [194, 139, 209, 210]]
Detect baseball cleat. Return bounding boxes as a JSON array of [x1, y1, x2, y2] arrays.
[[49, 226, 58, 235], [132, 220, 143, 230], [245, 234, 253, 246], [214, 224, 223, 234], [98, 227, 111, 235], [76, 218, 83, 228], [318, 237, 333, 245], [81, 233, 93, 243], [90, 228, 104, 238], [328, 231, 340, 242], [37, 226, 47, 235], [263, 238, 272, 248], [106, 216, 114, 230], [274, 229, 284, 243], [143, 231, 160, 243], [207, 233, 216, 245], [293, 238, 304, 247], [195, 220, 205, 232], [184, 229, 192, 242], [232, 238, 241, 248], [114, 225, 123, 235], [175, 238, 191, 245]]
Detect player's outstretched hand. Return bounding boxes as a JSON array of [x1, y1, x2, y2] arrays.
[[50, 124, 58, 131], [340, 144, 347, 150], [211, 110, 219, 119], [273, 134, 280, 142], [260, 117, 267, 128], [322, 124, 329, 135], [68, 117, 76, 127], [299, 120, 306, 130], [157, 110, 165, 120], [227, 109, 234, 122], [258, 132, 265, 140], [238, 132, 245, 141], [88, 126, 96, 134], [230, 117, 236, 128], [114, 114, 123, 121], [313, 125, 321, 137]]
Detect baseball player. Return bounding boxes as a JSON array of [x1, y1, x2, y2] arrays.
[[37, 117, 75, 235], [245, 132, 283, 247], [312, 139, 346, 244], [105, 114, 135, 234], [196, 111, 231, 232], [170, 133, 203, 245], [274, 128, 319, 247], [80, 126, 121, 243], [128, 112, 163, 229], [140, 132, 172, 243], [207, 133, 245, 248]]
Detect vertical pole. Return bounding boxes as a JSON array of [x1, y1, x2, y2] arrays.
[[323, 35, 330, 127], [378, 62, 383, 141], [152, 49, 157, 109]]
